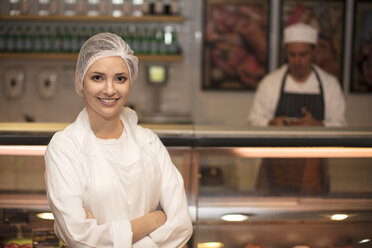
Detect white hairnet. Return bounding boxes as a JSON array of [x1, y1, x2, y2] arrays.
[[75, 32, 139, 97]]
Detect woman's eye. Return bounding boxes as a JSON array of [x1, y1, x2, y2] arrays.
[[92, 75, 103, 81], [117, 76, 128, 83]]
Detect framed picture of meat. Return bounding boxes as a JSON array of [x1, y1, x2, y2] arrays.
[[280, 0, 345, 85], [350, 0, 372, 92], [202, 0, 270, 90]]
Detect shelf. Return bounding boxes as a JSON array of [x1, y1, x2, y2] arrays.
[[0, 53, 183, 62], [0, 15, 184, 23]]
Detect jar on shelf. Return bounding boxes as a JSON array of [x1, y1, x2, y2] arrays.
[[9, 0, 21, 16], [170, 0, 180, 15], [20, 0, 31, 15], [49, 0, 59, 15], [38, 0, 51, 16], [87, 0, 100, 16], [132, 0, 144, 16], [63, 0, 77, 16], [111, 0, 124, 17], [76, 0, 86, 15]]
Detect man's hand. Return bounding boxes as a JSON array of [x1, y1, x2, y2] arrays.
[[269, 116, 287, 126], [289, 107, 324, 126]]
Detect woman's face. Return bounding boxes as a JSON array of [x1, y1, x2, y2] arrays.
[[83, 56, 130, 122]]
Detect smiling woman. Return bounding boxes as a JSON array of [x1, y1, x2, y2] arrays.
[[43, 33, 193, 248]]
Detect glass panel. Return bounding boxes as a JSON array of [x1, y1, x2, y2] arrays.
[[199, 155, 372, 198], [0, 155, 45, 194], [197, 148, 372, 248]]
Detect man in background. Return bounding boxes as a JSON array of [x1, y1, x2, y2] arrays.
[[248, 23, 346, 196], [247, 23, 346, 127]]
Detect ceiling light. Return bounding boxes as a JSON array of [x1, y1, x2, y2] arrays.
[[221, 214, 249, 222], [358, 239, 370, 244], [36, 212, 54, 220], [198, 242, 224, 248], [331, 214, 348, 221]]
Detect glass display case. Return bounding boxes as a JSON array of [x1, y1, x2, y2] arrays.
[[194, 126, 372, 248], [1, 124, 372, 248]]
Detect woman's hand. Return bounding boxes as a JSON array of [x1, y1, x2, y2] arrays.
[[131, 210, 167, 243], [152, 210, 167, 227]]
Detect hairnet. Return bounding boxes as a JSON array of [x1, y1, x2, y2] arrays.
[[75, 32, 138, 97]]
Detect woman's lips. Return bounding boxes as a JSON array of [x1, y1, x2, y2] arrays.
[[97, 97, 120, 106]]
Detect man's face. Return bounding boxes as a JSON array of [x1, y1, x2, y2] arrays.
[[286, 43, 314, 81]]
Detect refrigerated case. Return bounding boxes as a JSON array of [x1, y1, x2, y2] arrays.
[[194, 126, 372, 248], [1, 124, 372, 248]]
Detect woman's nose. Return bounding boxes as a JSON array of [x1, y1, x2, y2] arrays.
[[103, 80, 115, 95]]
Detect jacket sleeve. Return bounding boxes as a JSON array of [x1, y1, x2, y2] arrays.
[[322, 75, 347, 127], [44, 133, 133, 248], [247, 75, 280, 126], [143, 130, 193, 248]]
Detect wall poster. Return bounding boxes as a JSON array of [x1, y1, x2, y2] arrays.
[[351, 0, 372, 92], [280, 0, 345, 85], [202, 0, 269, 90]]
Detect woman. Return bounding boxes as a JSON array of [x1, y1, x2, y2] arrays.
[[44, 33, 193, 247]]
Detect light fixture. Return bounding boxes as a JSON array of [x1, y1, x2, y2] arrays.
[[221, 214, 249, 222], [358, 239, 370, 244], [198, 242, 224, 248], [331, 214, 348, 221], [37, 212, 54, 220]]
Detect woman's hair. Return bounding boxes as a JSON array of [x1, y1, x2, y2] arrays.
[[75, 32, 139, 97]]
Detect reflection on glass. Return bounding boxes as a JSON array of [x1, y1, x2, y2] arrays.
[[199, 156, 372, 198]]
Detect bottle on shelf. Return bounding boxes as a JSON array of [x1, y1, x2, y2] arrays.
[[14, 26, 24, 52], [70, 26, 80, 52], [52, 26, 63, 52], [149, 27, 158, 55], [62, 26, 73, 52], [156, 27, 167, 55], [33, 26, 43, 53], [23, 26, 33, 52], [0, 26, 6, 52]]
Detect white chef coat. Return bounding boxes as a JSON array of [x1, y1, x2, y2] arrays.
[[247, 64, 346, 127], [44, 107, 193, 248]]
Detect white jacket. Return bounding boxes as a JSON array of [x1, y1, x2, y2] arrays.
[[247, 64, 346, 127], [44, 107, 193, 248]]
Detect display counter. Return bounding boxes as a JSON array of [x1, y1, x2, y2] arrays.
[[1, 124, 372, 248]]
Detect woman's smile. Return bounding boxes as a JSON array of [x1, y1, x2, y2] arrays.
[[97, 97, 121, 105]]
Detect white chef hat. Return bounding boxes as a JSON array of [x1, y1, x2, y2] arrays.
[[75, 32, 138, 97], [284, 23, 318, 44]]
